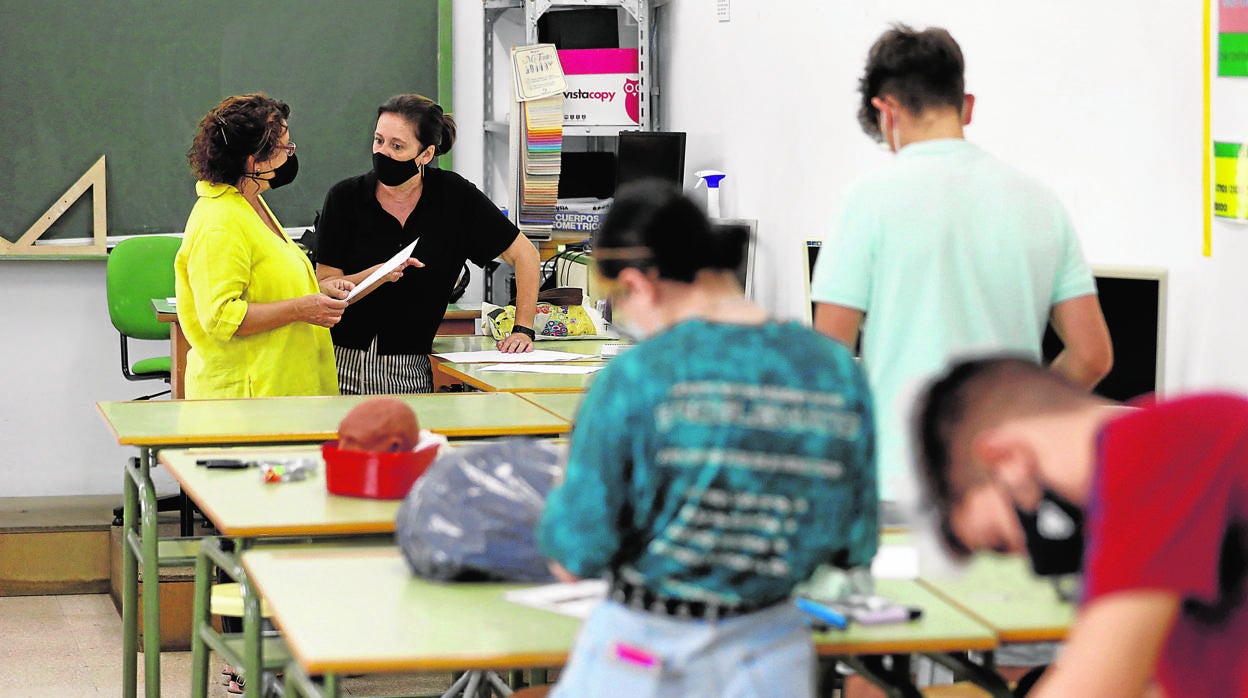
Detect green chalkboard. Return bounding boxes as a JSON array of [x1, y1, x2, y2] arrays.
[[0, 1, 441, 242]]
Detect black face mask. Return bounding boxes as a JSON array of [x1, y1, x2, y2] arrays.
[[373, 151, 422, 186], [1015, 488, 1085, 577], [247, 153, 299, 189]]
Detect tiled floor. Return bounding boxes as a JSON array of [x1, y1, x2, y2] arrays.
[[0, 593, 185, 697], [0, 593, 459, 697]]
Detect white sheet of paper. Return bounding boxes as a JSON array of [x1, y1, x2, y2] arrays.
[[477, 363, 602, 375], [345, 239, 418, 301], [432, 349, 588, 363], [870, 544, 920, 580], [503, 579, 607, 618]]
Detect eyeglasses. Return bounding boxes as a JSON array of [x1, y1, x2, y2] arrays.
[[272, 142, 297, 157]]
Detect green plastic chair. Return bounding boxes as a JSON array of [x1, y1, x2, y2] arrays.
[[106, 235, 182, 400]]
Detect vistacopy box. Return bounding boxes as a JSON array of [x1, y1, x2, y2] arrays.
[[557, 49, 639, 127]]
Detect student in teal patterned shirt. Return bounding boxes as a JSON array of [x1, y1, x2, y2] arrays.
[[536, 181, 878, 698]]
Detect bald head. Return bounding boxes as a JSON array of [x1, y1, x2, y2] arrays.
[[338, 398, 420, 453]]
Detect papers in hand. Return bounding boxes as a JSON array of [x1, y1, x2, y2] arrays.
[[504, 579, 606, 618], [346, 239, 418, 301]]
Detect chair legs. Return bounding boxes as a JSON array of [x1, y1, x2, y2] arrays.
[[112, 492, 197, 535], [136, 387, 171, 400]]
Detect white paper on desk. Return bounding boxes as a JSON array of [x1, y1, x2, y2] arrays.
[[433, 349, 587, 363], [345, 239, 418, 301], [478, 363, 602, 375], [504, 579, 607, 618], [870, 544, 920, 580]]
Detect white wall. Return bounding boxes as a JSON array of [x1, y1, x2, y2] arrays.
[[456, 0, 1246, 396], [0, 261, 179, 496], [4, 1, 1241, 497]]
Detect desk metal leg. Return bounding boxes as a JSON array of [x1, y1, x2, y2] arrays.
[[839, 655, 923, 698], [190, 540, 214, 698], [139, 446, 164, 696], [122, 458, 139, 698], [283, 661, 328, 698], [923, 652, 1013, 698], [241, 550, 263, 698]]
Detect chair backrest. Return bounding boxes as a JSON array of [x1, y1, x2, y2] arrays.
[[106, 235, 182, 341]]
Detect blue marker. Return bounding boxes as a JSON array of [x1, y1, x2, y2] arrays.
[[796, 597, 848, 630]]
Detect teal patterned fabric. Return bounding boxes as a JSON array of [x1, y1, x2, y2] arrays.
[[538, 319, 878, 606]]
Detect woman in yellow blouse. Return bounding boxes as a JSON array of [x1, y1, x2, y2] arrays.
[[176, 94, 352, 398]]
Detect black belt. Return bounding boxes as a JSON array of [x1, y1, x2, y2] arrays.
[[608, 578, 783, 620]]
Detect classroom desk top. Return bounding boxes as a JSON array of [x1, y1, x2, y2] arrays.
[[243, 547, 583, 675], [436, 361, 606, 393], [243, 546, 997, 678], [430, 334, 620, 357], [97, 391, 570, 446], [810, 578, 996, 656], [917, 553, 1075, 644], [159, 446, 402, 538], [514, 392, 585, 422]]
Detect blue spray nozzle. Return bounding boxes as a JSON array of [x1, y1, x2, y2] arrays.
[[694, 169, 727, 189]]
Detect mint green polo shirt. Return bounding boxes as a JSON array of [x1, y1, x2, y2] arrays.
[[811, 139, 1095, 500]]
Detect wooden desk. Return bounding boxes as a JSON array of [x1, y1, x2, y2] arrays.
[[918, 554, 1075, 644], [431, 334, 619, 356], [242, 546, 1000, 698], [515, 392, 584, 422], [160, 446, 409, 698], [246, 546, 583, 698], [98, 391, 570, 446], [154, 301, 484, 399], [438, 303, 481, 336], [160, 446, 402, 538], [437, 361, 605, 393], [811, 579, 997, 657], [430, 335, 619, 392], [98, 392, 570, 698], [151, 298, 187, 399]]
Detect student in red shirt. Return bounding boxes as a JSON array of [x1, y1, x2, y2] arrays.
[[915, 355, 1247, 698]]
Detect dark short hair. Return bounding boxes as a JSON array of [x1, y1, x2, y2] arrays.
[[592, 180, 745, 284], [378, 94, 457, 156], [915, 356, 1085, 555], [858, 24, 966, 141], [187, 93, 290, 185]]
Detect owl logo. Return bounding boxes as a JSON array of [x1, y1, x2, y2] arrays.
[[623, 78, 640, 124]]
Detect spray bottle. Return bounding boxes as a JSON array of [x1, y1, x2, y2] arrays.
[[694, 170, 726, 218]]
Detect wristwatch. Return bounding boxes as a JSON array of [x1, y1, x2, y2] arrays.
[[511, 324, 536, 339]]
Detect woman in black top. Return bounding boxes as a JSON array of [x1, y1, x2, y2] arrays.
[[316, 94, 539, 394]]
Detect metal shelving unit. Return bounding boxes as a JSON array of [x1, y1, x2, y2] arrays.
[[482, 0, 664, 202]]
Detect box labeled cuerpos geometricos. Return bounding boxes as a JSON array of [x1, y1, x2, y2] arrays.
[[557, 49, 639, 127], [554, 197, 613, 232]]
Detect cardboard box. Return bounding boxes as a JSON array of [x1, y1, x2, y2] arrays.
[[554, 197, 612, 232], [558, 49, 639, 127]]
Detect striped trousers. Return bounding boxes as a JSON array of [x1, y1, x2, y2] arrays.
[[334, 337, 434, 395]]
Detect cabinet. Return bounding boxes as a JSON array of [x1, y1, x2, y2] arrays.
[[481, 0, 665, 205]]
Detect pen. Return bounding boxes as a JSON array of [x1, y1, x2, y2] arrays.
[[195, 459, 251, 469], [795, 597, 848, 630]]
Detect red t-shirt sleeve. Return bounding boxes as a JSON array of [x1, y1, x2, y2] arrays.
[[1084, 395, 1245, 607]]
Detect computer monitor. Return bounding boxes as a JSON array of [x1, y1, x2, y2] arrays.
[[714, 218, 757, 299], [804, 238, 822, 325], [1042, 265, 1168, 400], [615, 131, 687, 189]]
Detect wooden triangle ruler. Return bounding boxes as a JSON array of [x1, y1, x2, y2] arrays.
[[0, 155, 108, 257]]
